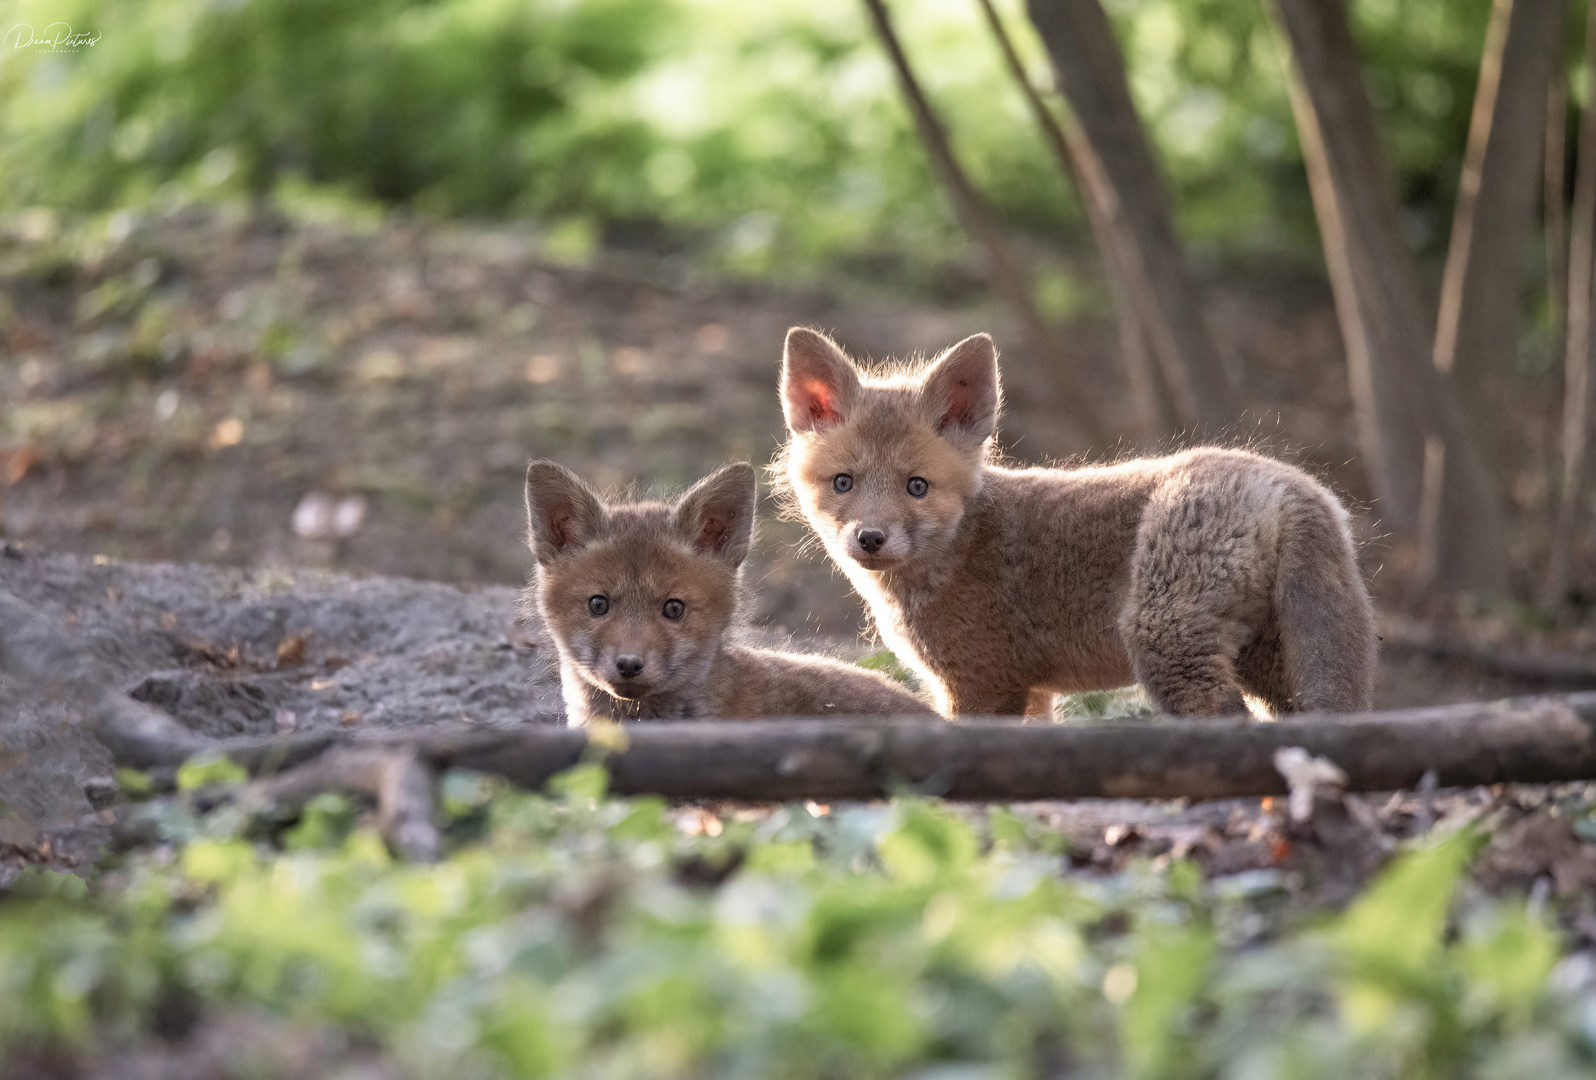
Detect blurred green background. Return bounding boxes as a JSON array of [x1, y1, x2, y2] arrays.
[[0, 0, 1495, 293]]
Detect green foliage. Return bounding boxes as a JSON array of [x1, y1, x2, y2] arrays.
[[1059, 685, 1158, 720], [1119, 922, 1216, 1078], [857, 649, 920, 689], [0, 0, 1510, 282], [1332, 831, 1482, 1074], [281, 791, 356, 851], [174, 751, 248, 791], [2, 772, 1594, 1077], [0, 0, 674, 215], [112, 768, 156, 797]]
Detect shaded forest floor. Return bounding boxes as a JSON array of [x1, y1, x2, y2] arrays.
[[1, 204, 1592, 703]]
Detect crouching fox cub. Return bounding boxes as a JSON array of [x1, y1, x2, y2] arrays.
[[778, 328, 1377, 719], [525, 459, 935, 724]]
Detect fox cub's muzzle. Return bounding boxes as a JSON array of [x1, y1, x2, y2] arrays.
[[842, 518, 911, 567], [594, 641, 655, 698]]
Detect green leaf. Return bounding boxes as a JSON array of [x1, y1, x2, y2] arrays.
[[547, 761, 609, 802], [609, 796, 670, 842], [808, 961, 926, 1062], [283, 792, 356, 851], [1337, 832, 1478, 970], [1460, 906, 1560, 1023], [1334, 830, 1481, 1037], [1120, 924, 1215, 1079], [745, 839, 816, 876], [877, 802, 977, 885], [112, 767, 155, 797], [176, 752, 248, 791], [986, 806, 1029, 850], [180, 838, 257, 884]]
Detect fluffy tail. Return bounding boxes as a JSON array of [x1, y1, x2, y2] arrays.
[[1274, 492, 1377, 712]]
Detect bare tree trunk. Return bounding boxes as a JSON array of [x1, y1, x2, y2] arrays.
[[860, 0, 1110, 446], [1435, 0, 1568, 404], [1548, 66, 1571, 366], [1547, 1, 1596, 606], [1023, 0, 1236, 433], [976, 0, 1177, 440], [1272, 0, 1508, 594], [1426, 0, 1567, 591]]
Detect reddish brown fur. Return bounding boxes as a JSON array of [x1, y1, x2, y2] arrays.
[[524, 460, 934, 724], [777, 328, 1377, 718]]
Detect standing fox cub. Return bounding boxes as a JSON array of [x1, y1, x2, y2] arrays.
[[525, 459, 935, 724], [778, 328, 1377, 719]]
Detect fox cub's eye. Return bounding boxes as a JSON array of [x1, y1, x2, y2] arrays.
[[833, 473, 853, 494], [588, 595, 609, 616], [662, 598, 685, 620], [906, 477, 929, 498]]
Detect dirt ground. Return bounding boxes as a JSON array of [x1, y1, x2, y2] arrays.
[[2, 202, 1594, 692]]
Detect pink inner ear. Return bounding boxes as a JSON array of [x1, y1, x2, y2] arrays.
[[695, 515, 730, 554], [799, 378, 843, 426], [549, 511, 578, 551], [940, 377, 975, 431]]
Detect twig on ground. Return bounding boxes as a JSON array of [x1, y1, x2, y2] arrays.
[[247, 747, 440, 862]]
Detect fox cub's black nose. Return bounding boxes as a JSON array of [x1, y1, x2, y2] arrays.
[[616, 655, 644, 679], [857, 528, 886, 554]]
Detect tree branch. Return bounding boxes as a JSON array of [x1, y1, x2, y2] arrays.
[[860, 0, 1111, 446], [248, 747, 440, 862]]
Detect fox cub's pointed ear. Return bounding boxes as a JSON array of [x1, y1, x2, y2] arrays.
[[781, 328, 860, 434], [525, 461, 606, 565], [675, 462, 756, 568], [920, 333, 1000, 449]]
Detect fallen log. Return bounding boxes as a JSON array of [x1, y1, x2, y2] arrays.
[[15, 582, 1596, 802], [102, 692, 1596, 802]]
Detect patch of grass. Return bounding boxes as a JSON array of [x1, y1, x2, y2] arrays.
[[1058, 686, 1157, 722], [856, 649, 920, 690]]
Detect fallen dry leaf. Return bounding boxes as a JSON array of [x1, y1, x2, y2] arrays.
[[1477, 813, 1596, 897], [208, 417, 244, 449], [1, 445, 41, 486], [276, 634, 307, 668]]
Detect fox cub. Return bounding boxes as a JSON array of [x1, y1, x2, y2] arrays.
[[778, 327, 1377, 719], [524, 459, 934, 724]]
